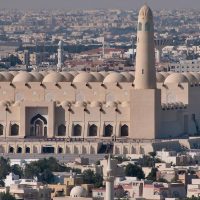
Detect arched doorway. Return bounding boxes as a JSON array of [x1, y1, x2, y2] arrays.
[[73, 124, 82, 136], [30, 114, 47, 137], [121, 125, 129, 137], [104, 124, 113, 137], [89, 124, 97, 137], [58, 124, 66, 136]]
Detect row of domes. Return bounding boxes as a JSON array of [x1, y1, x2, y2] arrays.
[[0, 71, 199, 84]]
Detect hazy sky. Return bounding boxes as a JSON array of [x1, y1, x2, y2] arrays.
[[1, 0, 200, 10]]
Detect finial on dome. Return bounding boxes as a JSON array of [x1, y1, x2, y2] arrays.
[[139, 4, 153, 19]]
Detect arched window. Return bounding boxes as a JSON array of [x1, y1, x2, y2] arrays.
[[121, 125, 129, 137], [58, 147, 63, 154], [26, 147, 30, 154], [138, 22, 142, 31], [58, 124, 66, 136], [73, 124, 82, 136], [104, 124, 113, 137], [11, 124, 19, 136], [0, 124, 3, 135], [9, 147, 14, 153], [89, 124, 97, 137], [145, 22, 150, 31]]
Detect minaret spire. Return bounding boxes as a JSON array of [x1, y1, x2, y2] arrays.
[[57, 40, 63, 71], [134, 4, 156, 89]]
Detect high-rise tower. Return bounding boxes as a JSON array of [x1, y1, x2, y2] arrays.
[[134, 4, 156, 89], [130, 5, 161, 139], [57, 40, 63, 71]]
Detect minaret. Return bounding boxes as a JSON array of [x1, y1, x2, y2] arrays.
[[57, 40, 63, 71], [134, 4, 156, 89], [104, 155, 114, 200]]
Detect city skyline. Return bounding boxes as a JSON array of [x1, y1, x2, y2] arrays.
[[1, 0, 200, 10]]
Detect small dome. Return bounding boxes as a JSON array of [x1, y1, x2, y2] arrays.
[[90, 72, 104, 82], [0, 72, 14, 82], [129, 71, 135, 76], [60, 101, 71, 108], [139, 4, 153, 19], [103, 72, 127, 83], [9, 71, 18, 76], [121, 72, 134, 82], [69, 71, 79, 76], [99, 71, 109, 77], [39, 71, 48, 76], [159, 72, 170, 78], [191, 72, 200, 82], [74, 101, 86, 107], [164, 73, 189, 84], [43, 72, 66, 83], [73, 72, 97, 83], [0, 73, 5, 82], [12, 72, 35, 83], [30, 72, 44, 82], [60, 72, 74, 82], [90, 101, 101, 108], [0, 100, 7, 107], [156, 73, 165, 83], [70, 186, 87, 198], [106, 101, 117, 108], [182, 72, 198, 84]]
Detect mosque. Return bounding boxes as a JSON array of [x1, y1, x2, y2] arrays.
[[0, 5, 199, 155]]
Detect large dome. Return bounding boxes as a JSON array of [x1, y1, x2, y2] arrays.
[[103, 72, 127, 83], [164, 73, 189, 84], [12, 72, 35, 83], [73, 72, 97, 83], [120, 72, 134, 82], [69, 71, 79, 76], [60, 72, 74, 82], [43, 72, 66, 83], [191, 72, 200, 82], [30, 72, 44, 82], [0, 72, 14, 82], [70, 186, 87, 197], [99, 71, 109, 77], [159, 72, 170, 78], [90, 72, 104, 82], [156, 72, 165, 83]]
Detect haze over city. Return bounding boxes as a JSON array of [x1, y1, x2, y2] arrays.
[[1, 0, 200, 9]]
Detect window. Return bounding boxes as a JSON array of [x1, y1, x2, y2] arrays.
[[26, 147, 30, 154], [11, 124, 19, 136], [0, 124, 3, 135], [89, 124, 97, 137], [73, 124, 82, 136], [57, 124, 66, 136], [121, 125, 129, 137], [145, 22, 150, 31], [17, 147, 22, 153], [104, 124, 113, 137], [138, 22, 142, 31]]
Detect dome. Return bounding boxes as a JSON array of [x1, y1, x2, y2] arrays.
[[90, 72, 104, 82], [70, 186, 87, 198], [156, 72, 165, 83], [0, 74, 5, 82], [74, 101, 86, 107], [182, 72, 198, 84], [12, 72, 35, 83], [43, 72, 66, 83], [60, 72, 74, 82], [191, 72, 200, 82], [99, 71, 109, 77], [159, 72, 170, 78], [121, 72, 134, 82], [106, 101, 117, 107], [69, 71, 79, 76], [30, 72, 44, 82], [164, 73, 189, 84], [60, 101, 71, 108], [103, 72, 127, 83], [0, 72, 14, 82], [9, 71, 18, 76], [39, 71, 48, 76], [129, 71, 135, 76], [139, 4, 153, 19], [73, 72, 97, 83], [90, 101, 101, 108], [0, 100, 7, 107], [121, 101, 130, 107]]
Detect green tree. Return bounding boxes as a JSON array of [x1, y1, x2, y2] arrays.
[[0, 192, 17, 200], [146, 168, 158, 181], [186, 196, 200, 200], [0, 157, 11, 179], [11, 165, 23, 178], [39, 169, 54, 184], [125, 164, 145, 179]]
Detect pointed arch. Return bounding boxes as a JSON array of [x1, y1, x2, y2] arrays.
[[104, 124, 113, 137], [58, 124, 66, 136], [73, 124, 82, 136], [121, 124, 129, 137], [89, 124, 97, 137], [11, 124, 19, 136], [31, 114, 47, 125]]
